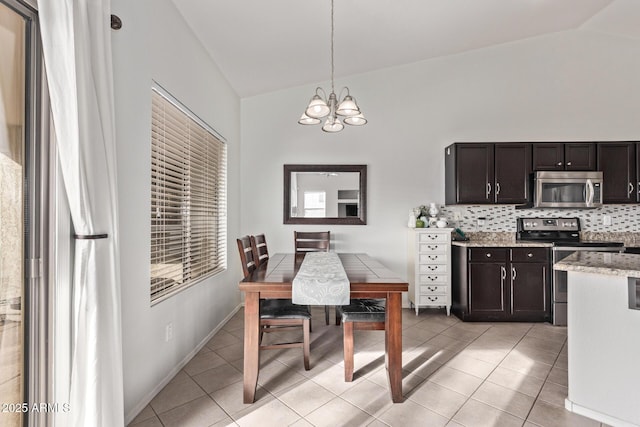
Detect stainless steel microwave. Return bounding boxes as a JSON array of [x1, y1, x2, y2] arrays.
[[533, 171, 603, 208]]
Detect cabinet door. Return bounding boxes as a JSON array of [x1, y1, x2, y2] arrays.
[[510, 262, 550, 321], [468, 262, 507, 319], [454, 144, 494, 203], [494, 143, 531, 203], [597, 143, 636, 203], [564, 143, 596, 171], [532, 143, 564, 170], [637, 142, 640, 202]]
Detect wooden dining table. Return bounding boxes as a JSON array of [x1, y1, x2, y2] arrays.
[[238, 253, 408, 403]]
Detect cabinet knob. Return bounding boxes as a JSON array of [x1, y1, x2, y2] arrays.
[[566, 161, 572, 166], [557, 162, 563, 166], [527, 253, 533, 258], [485, 253, 492, 258]]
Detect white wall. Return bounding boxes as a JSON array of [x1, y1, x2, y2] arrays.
[[241, 29, 640, 282], [111, 0, 242, 419]]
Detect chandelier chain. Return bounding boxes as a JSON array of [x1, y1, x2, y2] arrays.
[[330, 0, 335, 94]]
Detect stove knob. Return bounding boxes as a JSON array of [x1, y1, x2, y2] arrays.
[[525, 222, 532, 227]]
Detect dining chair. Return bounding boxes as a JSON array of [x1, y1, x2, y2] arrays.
[[337, 299, 386, 381], [250, 233, 269, 267], [237, 236, 311, 370], [294, 231, 333, 324]]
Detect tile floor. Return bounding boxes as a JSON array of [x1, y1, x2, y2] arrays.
[[128, 307, 609, 427]]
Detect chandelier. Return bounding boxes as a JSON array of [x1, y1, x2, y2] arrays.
[[298, 0, 367, 133]]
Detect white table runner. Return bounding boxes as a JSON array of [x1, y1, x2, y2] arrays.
[[292, 252, 350, 305]]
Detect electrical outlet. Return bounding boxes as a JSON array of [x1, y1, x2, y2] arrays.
[[453, 211, 462, 221], [603, 215, 612, 226], [165, 322, 173, 342]]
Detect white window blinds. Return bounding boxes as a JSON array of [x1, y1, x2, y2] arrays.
[[150, 87, 227, 304]]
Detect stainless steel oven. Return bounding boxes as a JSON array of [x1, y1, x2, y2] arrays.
[[517, 217, 624, 326]]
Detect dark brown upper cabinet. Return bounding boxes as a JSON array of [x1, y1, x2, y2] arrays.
[[494, 144, 531, 204], [445, 143, 530, 204], [532, 143, 596, 171], [597, 143, 636, 203]]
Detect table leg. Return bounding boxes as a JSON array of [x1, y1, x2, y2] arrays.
[[243, 292, 260, 403], [385, 292, 403, 403]]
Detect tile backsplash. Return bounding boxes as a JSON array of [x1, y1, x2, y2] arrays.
[[438, 204, 640, 233]]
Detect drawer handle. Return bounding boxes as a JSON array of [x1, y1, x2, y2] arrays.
[[429, 235, 437, 240], [429, 276, 437, 281], [428, 266, 436, 271], [486, 253, 492, 258], [428, 245, 438, 250], [428, 296, 438, 302], [428, 255, 437, 260], [428, 286, 436, 292], [527, 253, 533, 258]]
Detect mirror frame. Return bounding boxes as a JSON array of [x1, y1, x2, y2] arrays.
[[283, 164, 367, 225]]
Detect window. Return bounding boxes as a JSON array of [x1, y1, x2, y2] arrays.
[[303, 191, 326, 217], [150, 85, 227, 304]]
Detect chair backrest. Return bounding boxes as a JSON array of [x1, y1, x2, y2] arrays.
[[294, 231, 330, 253], [237, 235, 257, 278], [250, 234, 269, 267]]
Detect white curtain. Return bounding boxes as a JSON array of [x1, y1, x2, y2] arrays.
[[39, 1, 124, 426]]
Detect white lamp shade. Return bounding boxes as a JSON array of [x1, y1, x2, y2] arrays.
[[305, 95, 330, 118], [336, 95, 360, 116], [298, 113, 321, 125], [344, 113, 367, 126], [322, 116, 344, 133]]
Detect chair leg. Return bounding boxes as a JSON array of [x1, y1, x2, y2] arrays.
[[343, 321, 354, 382], [325, 305, 330, 325], [303, 318, 310, 370]]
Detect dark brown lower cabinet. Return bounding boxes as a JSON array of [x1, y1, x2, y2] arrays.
[[452, 246, 551, 322]]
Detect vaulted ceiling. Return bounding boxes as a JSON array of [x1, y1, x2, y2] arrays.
[[171, 0, 640, 98]]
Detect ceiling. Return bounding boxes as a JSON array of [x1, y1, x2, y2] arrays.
[[171, 0, 640, 98]]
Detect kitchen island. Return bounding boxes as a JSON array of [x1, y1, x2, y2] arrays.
[[554, 252, 640, 427]]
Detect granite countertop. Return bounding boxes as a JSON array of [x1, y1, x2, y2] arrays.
[[451, 232, 552, 248], [554, 251, 640, 277]]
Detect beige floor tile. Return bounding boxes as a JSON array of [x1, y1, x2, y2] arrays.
[[471, 381, 535, 419], [158, 396, 228, 427], [537, 381, 568, 408], [408, 380, 468, 418], [446, 353, 497, 379], [149, 374, 206, 414], [403, 325, 440, 342], [457, 343, 511, 365], [527, 400, 600, 427], [128, 416, 164, 427], [232, 397, 302, 427], [428, 366, 483, 397], [206, 330, 242, 350], [339, 378, 393, 416], [276, 379, 335, 416], [308, 363, 364, 395], [510, 343, 560, 366], [378, 399, 449, 427], [452, 398, 524, 427], [209, 381, 273, 417], [546, 366, 568, 387], [128, 404, 156, 425], [305, 397, 376, 427], [184, 349, 229, 376], [215, 343, 245, 363], [517, 335, 564, 355], [485, 366, 544, 397], [499, 351, 553, 380], [256, 360, 308, 394], [426, 334, 470, 353], [192, 364, 243, 394]]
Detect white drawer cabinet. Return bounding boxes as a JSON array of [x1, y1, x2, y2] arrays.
[[408, 228, 453, 315]]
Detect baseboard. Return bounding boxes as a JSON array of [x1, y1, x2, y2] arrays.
[[124, 304, 242, 425]]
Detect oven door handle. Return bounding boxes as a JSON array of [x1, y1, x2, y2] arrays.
[[585, 179, 594, 206]]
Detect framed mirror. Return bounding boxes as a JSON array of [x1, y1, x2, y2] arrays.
[[284, 164, 367, 225]]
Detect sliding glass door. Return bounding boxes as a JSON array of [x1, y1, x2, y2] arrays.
[[1, 1, 46, 426]]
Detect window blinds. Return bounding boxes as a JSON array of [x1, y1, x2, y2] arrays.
[[150, 88, 227, 304]]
